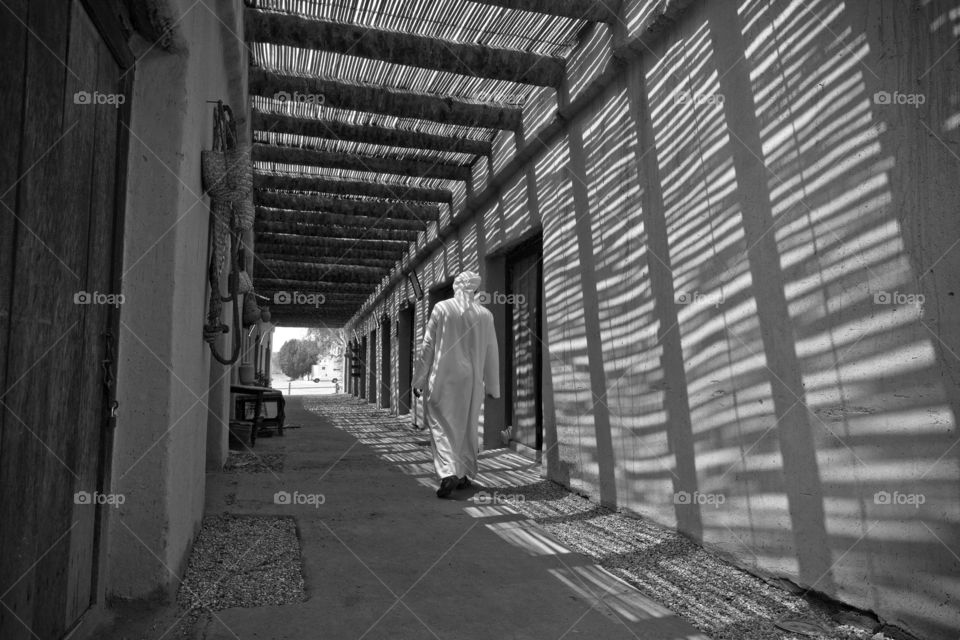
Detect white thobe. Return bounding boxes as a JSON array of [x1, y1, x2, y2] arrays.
[[413, 295, 500, 479]]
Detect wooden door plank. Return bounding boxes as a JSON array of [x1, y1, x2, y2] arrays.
[[0, 0, 29, 509], [65, 0, 124, 621], [0, 0, 90, 637]]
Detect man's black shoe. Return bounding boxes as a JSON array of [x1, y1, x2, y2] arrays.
[[436, 476, 458, 498]]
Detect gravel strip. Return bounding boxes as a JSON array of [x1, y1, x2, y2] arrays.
[[505, 481, 890, 640], [223, 452, 285, 473], [174, 514, 306, 637]]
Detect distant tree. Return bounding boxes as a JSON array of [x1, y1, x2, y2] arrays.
[[276, 339, 321, 380], [306, 328, 347, 360]]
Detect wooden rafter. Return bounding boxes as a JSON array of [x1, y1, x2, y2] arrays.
[[249, 69, 522, 131], [254, 233, 409, 257], [257, 207, 427, 232], [254, 173, 452, 203], [467, 0, 618, 22], [252, 112, 492, 156], [254, 220, 420, 242], [253, 144, 472, 181], [258, 251, 397, 271], [255, 242, 406, 264], [255, 191, 440, 221], [260, 260, 386, 281], [245, 9, 566, 86], [257, 276, 380, 289]]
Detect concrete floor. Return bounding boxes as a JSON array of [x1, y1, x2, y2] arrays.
[[102, 395, 710, 639]]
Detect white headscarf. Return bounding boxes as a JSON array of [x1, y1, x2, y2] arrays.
[[453, 270, 482, 305]]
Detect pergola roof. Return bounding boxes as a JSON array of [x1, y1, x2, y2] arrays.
[[246, 0, 597, 326]]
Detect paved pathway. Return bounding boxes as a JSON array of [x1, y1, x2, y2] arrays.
[[200, 395, 709, 640]]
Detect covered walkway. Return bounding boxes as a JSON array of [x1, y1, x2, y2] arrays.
[[192, 395, 706, 639], [97, 396, 889, 639]]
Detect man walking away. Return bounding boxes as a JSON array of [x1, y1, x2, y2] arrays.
[[413, 271, 500, 498]]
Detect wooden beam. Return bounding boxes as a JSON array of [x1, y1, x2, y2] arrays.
[[260, 261, 387, 282], [245, 9, 565, 87], [257, 207, 426, 232], [466, 0, 618, 23], [263, 296, 371, 306], [254, 144, 472, 181], [254, 232, 409, 257], [255, 190, 440, 222], [258, 277, 380, 290], [254, 220, 420, 242], [269, 314, 358, 327], [249, 69, 522, 131], [255, 172, 452, 203], [256, 248, 398, 270], [252, 111, 491, 156]]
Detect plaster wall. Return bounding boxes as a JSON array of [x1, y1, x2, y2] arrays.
[[108, 0, 246, 601]]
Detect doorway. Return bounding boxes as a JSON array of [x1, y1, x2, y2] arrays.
[[380, 317, 391, 409], [507, 237, 543, 451], [359, 336, 367, 398], [368, 329, 377, 405], [0, 1, 132, 637], [428, 280, 455, 317], [396, 304, 414, 415]]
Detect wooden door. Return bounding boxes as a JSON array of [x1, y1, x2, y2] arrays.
[[359, 336, 367, 398], [368, 329, 377, 404], [380, 318, 391, 409], [0, 1, 131, 638], [508, 240, 543, 450], [396, 305, 414, 415]]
